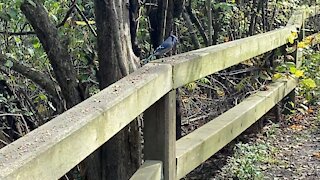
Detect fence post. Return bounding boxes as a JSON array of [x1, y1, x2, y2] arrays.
[[284, 38, 300, 114], [144, 90, 176, 180]]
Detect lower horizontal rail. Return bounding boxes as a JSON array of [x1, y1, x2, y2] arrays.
[[176, 78, 297, 178]]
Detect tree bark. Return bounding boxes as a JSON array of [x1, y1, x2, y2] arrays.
[[206, 0, 212, 45], [248, 0, 263, 36], [20, 0, 82, 109], [148, 0, 169, 48], [95, 0, 139, 88], [186, 1, 209, 46], [129, 0, 141, 57], [173, 0, 184, 18], [165, 0, 174, 38], [182, 10, 201, 49], [83, 0, 141, 179]]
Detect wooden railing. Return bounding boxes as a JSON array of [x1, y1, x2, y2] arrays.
[[0, 6, 319, 180]]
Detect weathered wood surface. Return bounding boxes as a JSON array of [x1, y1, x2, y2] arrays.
[[144, 90, 176, 180], [287, 6, 320, 29], [287, 8, 305, 28], [130, 161, 163, 180], [176, 78, 297, 178], [155, 27, 293, 88], [0, 64, 172, 180]]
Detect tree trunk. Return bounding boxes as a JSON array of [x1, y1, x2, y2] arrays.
[[182, 9, 201, 49], [84, 0, 141, 179], [20, 0, 82, 109], [148, 0, 168, 48], [129, 0, 141, 57], [186, 1, 209, 46], [206, 0, 212, 45], [165, 0, 174, 38]]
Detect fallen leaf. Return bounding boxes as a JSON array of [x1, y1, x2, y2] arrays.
[[289, 124, 305, 131], [312, 152, 320, 159], [307, 108, 314, 113]]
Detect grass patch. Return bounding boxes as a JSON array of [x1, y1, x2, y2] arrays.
[[219, 142, 278, 180], [218, 123, 282, 180]]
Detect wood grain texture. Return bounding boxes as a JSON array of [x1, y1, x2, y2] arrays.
[[176, 78, 297, 178], [130, 161, 162, 180], [144, 90, 176, 180], [0, 63, 172, 180], [287, 6, 320, 29], [155, 27, 293, 88]]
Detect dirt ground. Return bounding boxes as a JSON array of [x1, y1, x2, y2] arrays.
[[182, 104, 320, 179], [262, 108, 320, 179]]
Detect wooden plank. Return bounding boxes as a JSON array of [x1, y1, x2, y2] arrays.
[[176, 78, 297, 179], [287, 8, 304, 28], [0, 63, 172, 180], [296, 48, 303, 68], [287, 6, 320, 29], [144, 90, 176, 180], [130, 161, 163, 180], [306, 6, 320, 20], [154, 27, 293, 88]]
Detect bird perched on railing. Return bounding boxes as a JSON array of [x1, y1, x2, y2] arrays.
[[142, 34, 178, 64]]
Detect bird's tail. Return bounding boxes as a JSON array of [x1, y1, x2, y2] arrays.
[[141, 54, 155, 65]]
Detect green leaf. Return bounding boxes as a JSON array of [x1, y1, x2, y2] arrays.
[[289, 66, 297, 74], [49, 13, 58, 22], [38, 93, 47, 101], [4, 60, 13, 68], [0, 12, 10, 21], [287, 31, 297, 44], [285, 62, 296, 68], [8, 8, 18, 20], [275, 65, 286, 73], [28, 84, 36, 91], [199, 77, 211, 85], [32, 39, 41, 49], [27, 48, 34, 56], [302, 78, 316, 88], [14, 37, 22, 44], [75, 21, 95, 26], [294, 70, 304, 78], [24, 111, 34, 116], [273, 73, 283, 80], [185, 82, 197, 91]]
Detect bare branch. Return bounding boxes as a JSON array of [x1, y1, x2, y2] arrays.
[[0, 31, 36, 36], [21, 0, 82, 108], [75, 4, 97, 37], [0, 54, 59, 99], [56, 0, 77, 28]]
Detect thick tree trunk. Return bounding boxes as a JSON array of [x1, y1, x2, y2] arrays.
[[149, 0, 168, 48], [83, 0, 141, 179], [129, 0, 141, 57], [95, 0, 139, 88], [20, 0, 82, 109], [165, 0, 174, 37]]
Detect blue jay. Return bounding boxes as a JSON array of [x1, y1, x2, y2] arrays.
[[142, 34, 178, 64]]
